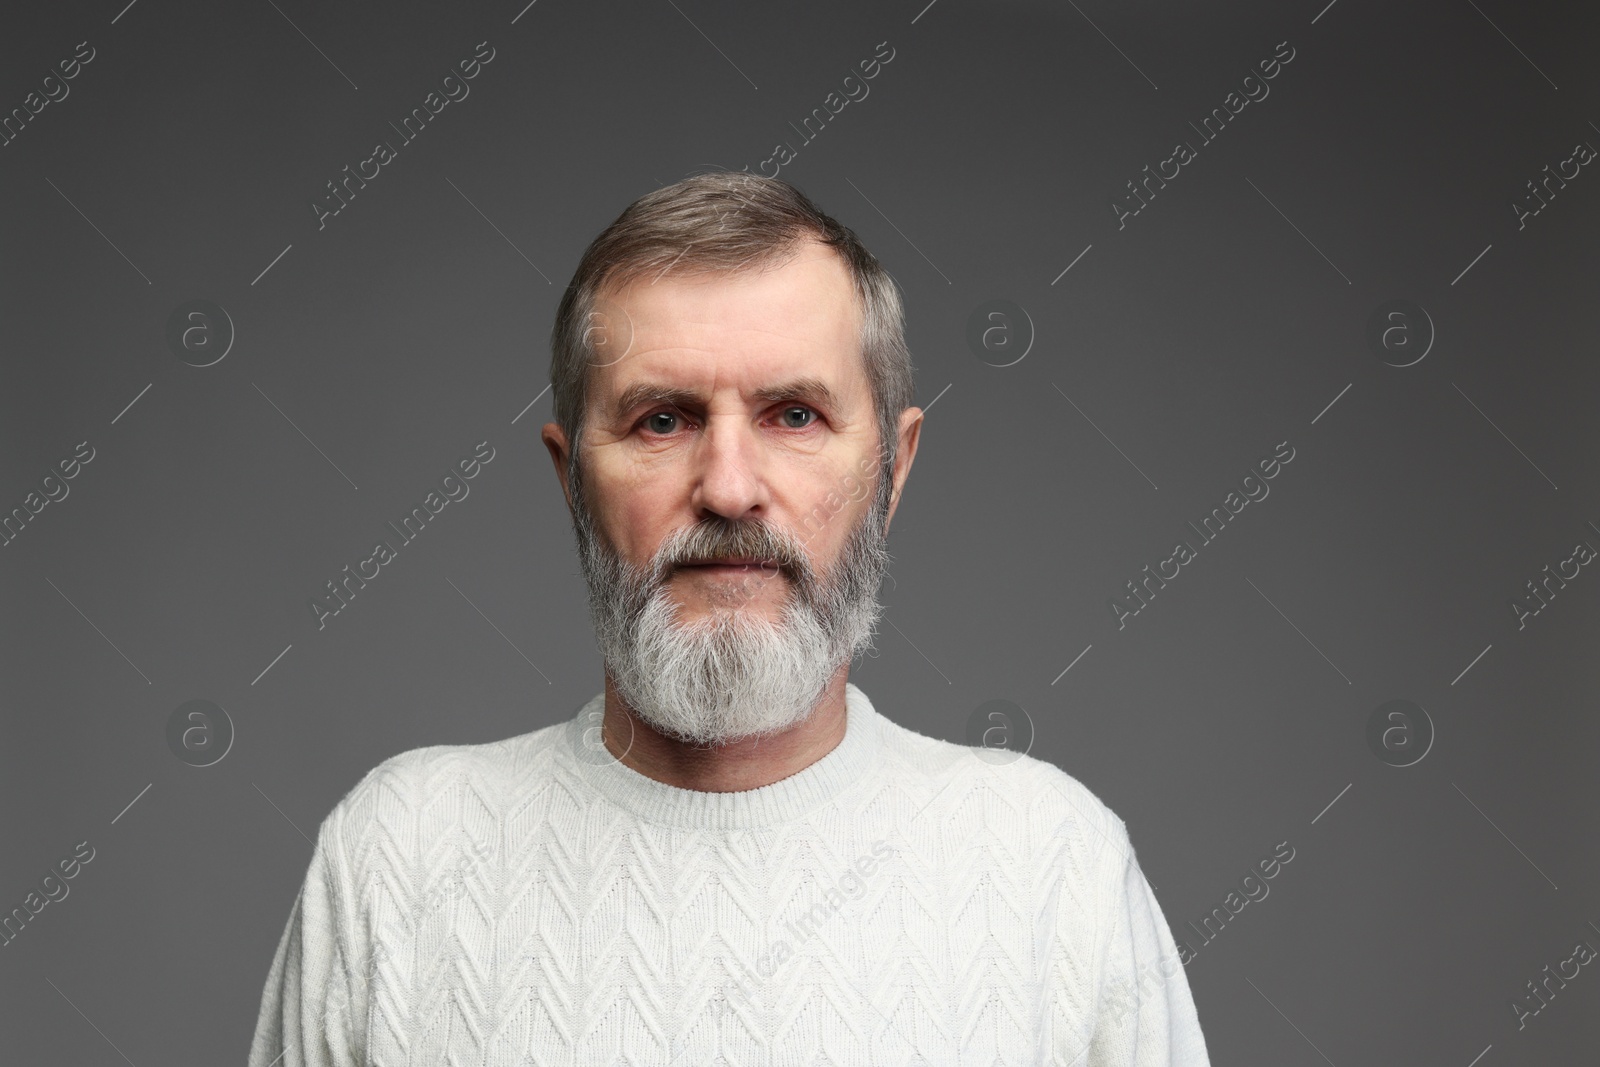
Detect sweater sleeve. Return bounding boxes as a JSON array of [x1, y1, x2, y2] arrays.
[[246, 800, 368, 1067], [1079, 820, 1210, 1066]]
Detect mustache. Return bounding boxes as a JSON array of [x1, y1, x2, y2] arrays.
[[654, 518, 811, 582]]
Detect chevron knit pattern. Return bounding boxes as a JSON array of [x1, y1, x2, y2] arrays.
[[247, 683, 1210, 1066]]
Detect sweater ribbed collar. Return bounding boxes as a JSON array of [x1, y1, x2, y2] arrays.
[[557, 682, 883, 830]]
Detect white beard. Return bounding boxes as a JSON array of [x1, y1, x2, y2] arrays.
[[568, 459, 894, 747]]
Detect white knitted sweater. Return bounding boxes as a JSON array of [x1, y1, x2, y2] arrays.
[[247, 683, 1210, 1065]]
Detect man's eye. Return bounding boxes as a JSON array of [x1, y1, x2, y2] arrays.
[[780, 406, 816, 429], [643, 411, 680, 434], [639, 407, 816, 434]]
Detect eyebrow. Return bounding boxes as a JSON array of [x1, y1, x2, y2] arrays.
[[606, 377, 843, 424]]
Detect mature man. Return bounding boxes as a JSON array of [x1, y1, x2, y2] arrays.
[[248, 173, 1210, 1065]]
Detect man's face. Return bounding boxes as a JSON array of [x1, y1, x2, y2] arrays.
[[542, 239, 920, 744], [578, 240, 884, 618]]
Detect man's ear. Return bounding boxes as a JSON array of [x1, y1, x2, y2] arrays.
[[541, 421, 574, 513], [884, 406, 923, 532]]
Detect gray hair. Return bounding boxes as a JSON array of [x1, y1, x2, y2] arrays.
[[549, 172, 915, 487]]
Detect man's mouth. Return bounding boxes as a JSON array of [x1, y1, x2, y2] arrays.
[[679, 557, 781, 573]]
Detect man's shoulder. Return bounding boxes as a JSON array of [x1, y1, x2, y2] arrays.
[[874, 711, 1132, 866], [319, 719, 572, 849]]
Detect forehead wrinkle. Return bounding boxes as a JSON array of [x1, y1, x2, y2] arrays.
[[595, 248, 865, 426]]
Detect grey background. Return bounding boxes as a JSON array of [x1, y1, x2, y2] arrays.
[[2, 0, 1597, 1063]]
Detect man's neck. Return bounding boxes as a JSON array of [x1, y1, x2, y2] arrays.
[[599, 665, 851, 792]]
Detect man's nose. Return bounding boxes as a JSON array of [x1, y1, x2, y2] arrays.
[[688, 418, 769, 520]]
